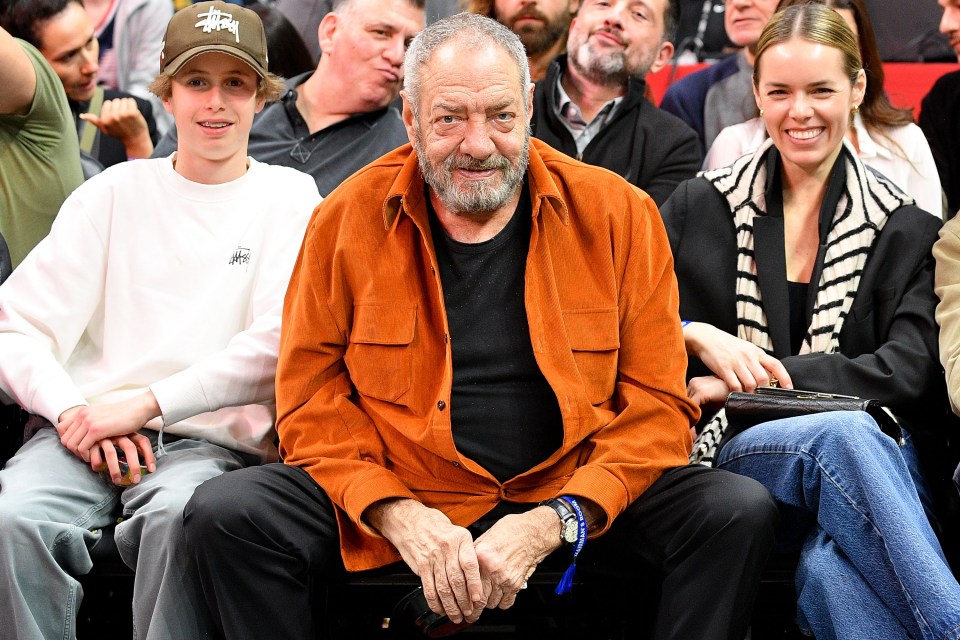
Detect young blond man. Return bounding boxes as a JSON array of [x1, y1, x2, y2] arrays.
[[0, 3, 319, 639]]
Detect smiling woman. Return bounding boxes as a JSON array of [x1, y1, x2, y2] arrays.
[[704, 0, 942, 217], [752, 21, 864, 188], [661, 3, 960, 639]]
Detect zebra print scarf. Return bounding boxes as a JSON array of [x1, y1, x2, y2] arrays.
[[690, 138, 913, 466]]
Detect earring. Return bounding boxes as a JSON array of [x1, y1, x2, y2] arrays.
[[759, 109, 764, 117], [852, 104, 860, 113]]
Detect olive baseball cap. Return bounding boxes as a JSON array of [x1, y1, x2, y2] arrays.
[[159, 0, 268, 78]]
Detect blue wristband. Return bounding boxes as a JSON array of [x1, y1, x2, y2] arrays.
[[555, 496, 587, 595], [681, 320, 692, 328]]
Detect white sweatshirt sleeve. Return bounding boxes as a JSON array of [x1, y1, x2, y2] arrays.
[[0, 185, 109, 423]]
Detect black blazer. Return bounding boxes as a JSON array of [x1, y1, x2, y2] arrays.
[[661, 167, 950, 443], [531, 56, 701, 207], [71, 89, 159, 169]]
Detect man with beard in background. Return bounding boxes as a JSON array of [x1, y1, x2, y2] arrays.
[[464, 0, 580, 80], [660, 0, 778, 153], [530, 0, 700, 206]]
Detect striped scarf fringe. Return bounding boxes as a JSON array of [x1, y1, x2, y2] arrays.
[[690, 139, 912, 466]]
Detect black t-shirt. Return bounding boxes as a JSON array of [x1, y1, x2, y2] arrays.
[[787, 280, 810, 355], [428, 185, 563, 483]]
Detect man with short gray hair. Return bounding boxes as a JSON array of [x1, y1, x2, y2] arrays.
[[182, 12, 777, 639]]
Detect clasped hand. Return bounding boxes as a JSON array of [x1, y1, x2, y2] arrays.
[[370, 500, 560, 625], [56, 391, 160, 485]]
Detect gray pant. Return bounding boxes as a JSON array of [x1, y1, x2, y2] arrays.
[[0, 426, 252, 640]]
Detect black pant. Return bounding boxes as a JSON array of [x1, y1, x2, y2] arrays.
[[183, 463, 777, 640]]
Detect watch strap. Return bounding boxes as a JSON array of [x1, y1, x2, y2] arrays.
[[540, 498, 578, 543]]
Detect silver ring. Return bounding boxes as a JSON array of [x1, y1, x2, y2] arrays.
[[520, 581, 528, 590]]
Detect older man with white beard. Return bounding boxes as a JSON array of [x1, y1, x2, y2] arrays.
[[181, 11, 777, 640], [529, 0, 700, 206]]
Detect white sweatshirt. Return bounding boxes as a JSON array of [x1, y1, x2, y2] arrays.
[[0, 156, 319, 460]]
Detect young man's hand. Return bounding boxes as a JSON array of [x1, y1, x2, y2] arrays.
[[57, 390, 161, 461], [88, 433, 156, 485]]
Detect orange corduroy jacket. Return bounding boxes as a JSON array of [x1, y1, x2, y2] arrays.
[[276, 138, 699, 571]]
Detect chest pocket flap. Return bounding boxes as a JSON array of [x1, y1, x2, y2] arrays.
[[563, 308, 620, 404], [345, 303, 417, 402]]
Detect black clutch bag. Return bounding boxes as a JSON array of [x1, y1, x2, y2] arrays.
[[720, 386, 902, 457], [392, 587, 473, 638]]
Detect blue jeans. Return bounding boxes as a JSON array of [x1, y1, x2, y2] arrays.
[[717, 411, 960, 640]]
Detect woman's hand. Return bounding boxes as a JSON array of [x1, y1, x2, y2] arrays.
[[683, 322, 793, 392]]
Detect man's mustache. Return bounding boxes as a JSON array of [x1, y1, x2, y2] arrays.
[[510, 5, 548, 25], [444, 155, 511, 171]]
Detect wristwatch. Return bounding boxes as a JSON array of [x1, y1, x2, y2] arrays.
[[540, 498, 579, 544]]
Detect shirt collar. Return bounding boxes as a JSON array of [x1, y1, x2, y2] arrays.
[[553, 72, 623, 129], [851, 112, 891, 161]]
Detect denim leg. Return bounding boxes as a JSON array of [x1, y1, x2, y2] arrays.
[[0, 427, 120, 640], [718, 411, 960, 640], [795, 527, 911, 640], [899, 429, 939, 526], [113, 436, 252, 640]]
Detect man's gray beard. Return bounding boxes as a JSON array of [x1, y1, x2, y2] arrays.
[[413, 131, 530, 215], [570, 41, 653, 86]]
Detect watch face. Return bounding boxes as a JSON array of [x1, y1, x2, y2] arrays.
[[562, 519, 578, 543]]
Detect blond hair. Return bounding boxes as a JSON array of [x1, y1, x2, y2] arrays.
[[753, 3, 862, 88], [149, 69, 285, 103]]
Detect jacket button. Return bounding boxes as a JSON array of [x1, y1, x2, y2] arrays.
[[437, 400, 446, 410], [451, 461, 460, 468]]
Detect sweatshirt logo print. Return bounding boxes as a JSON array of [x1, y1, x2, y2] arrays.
[[229, 246, 251, 267]]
